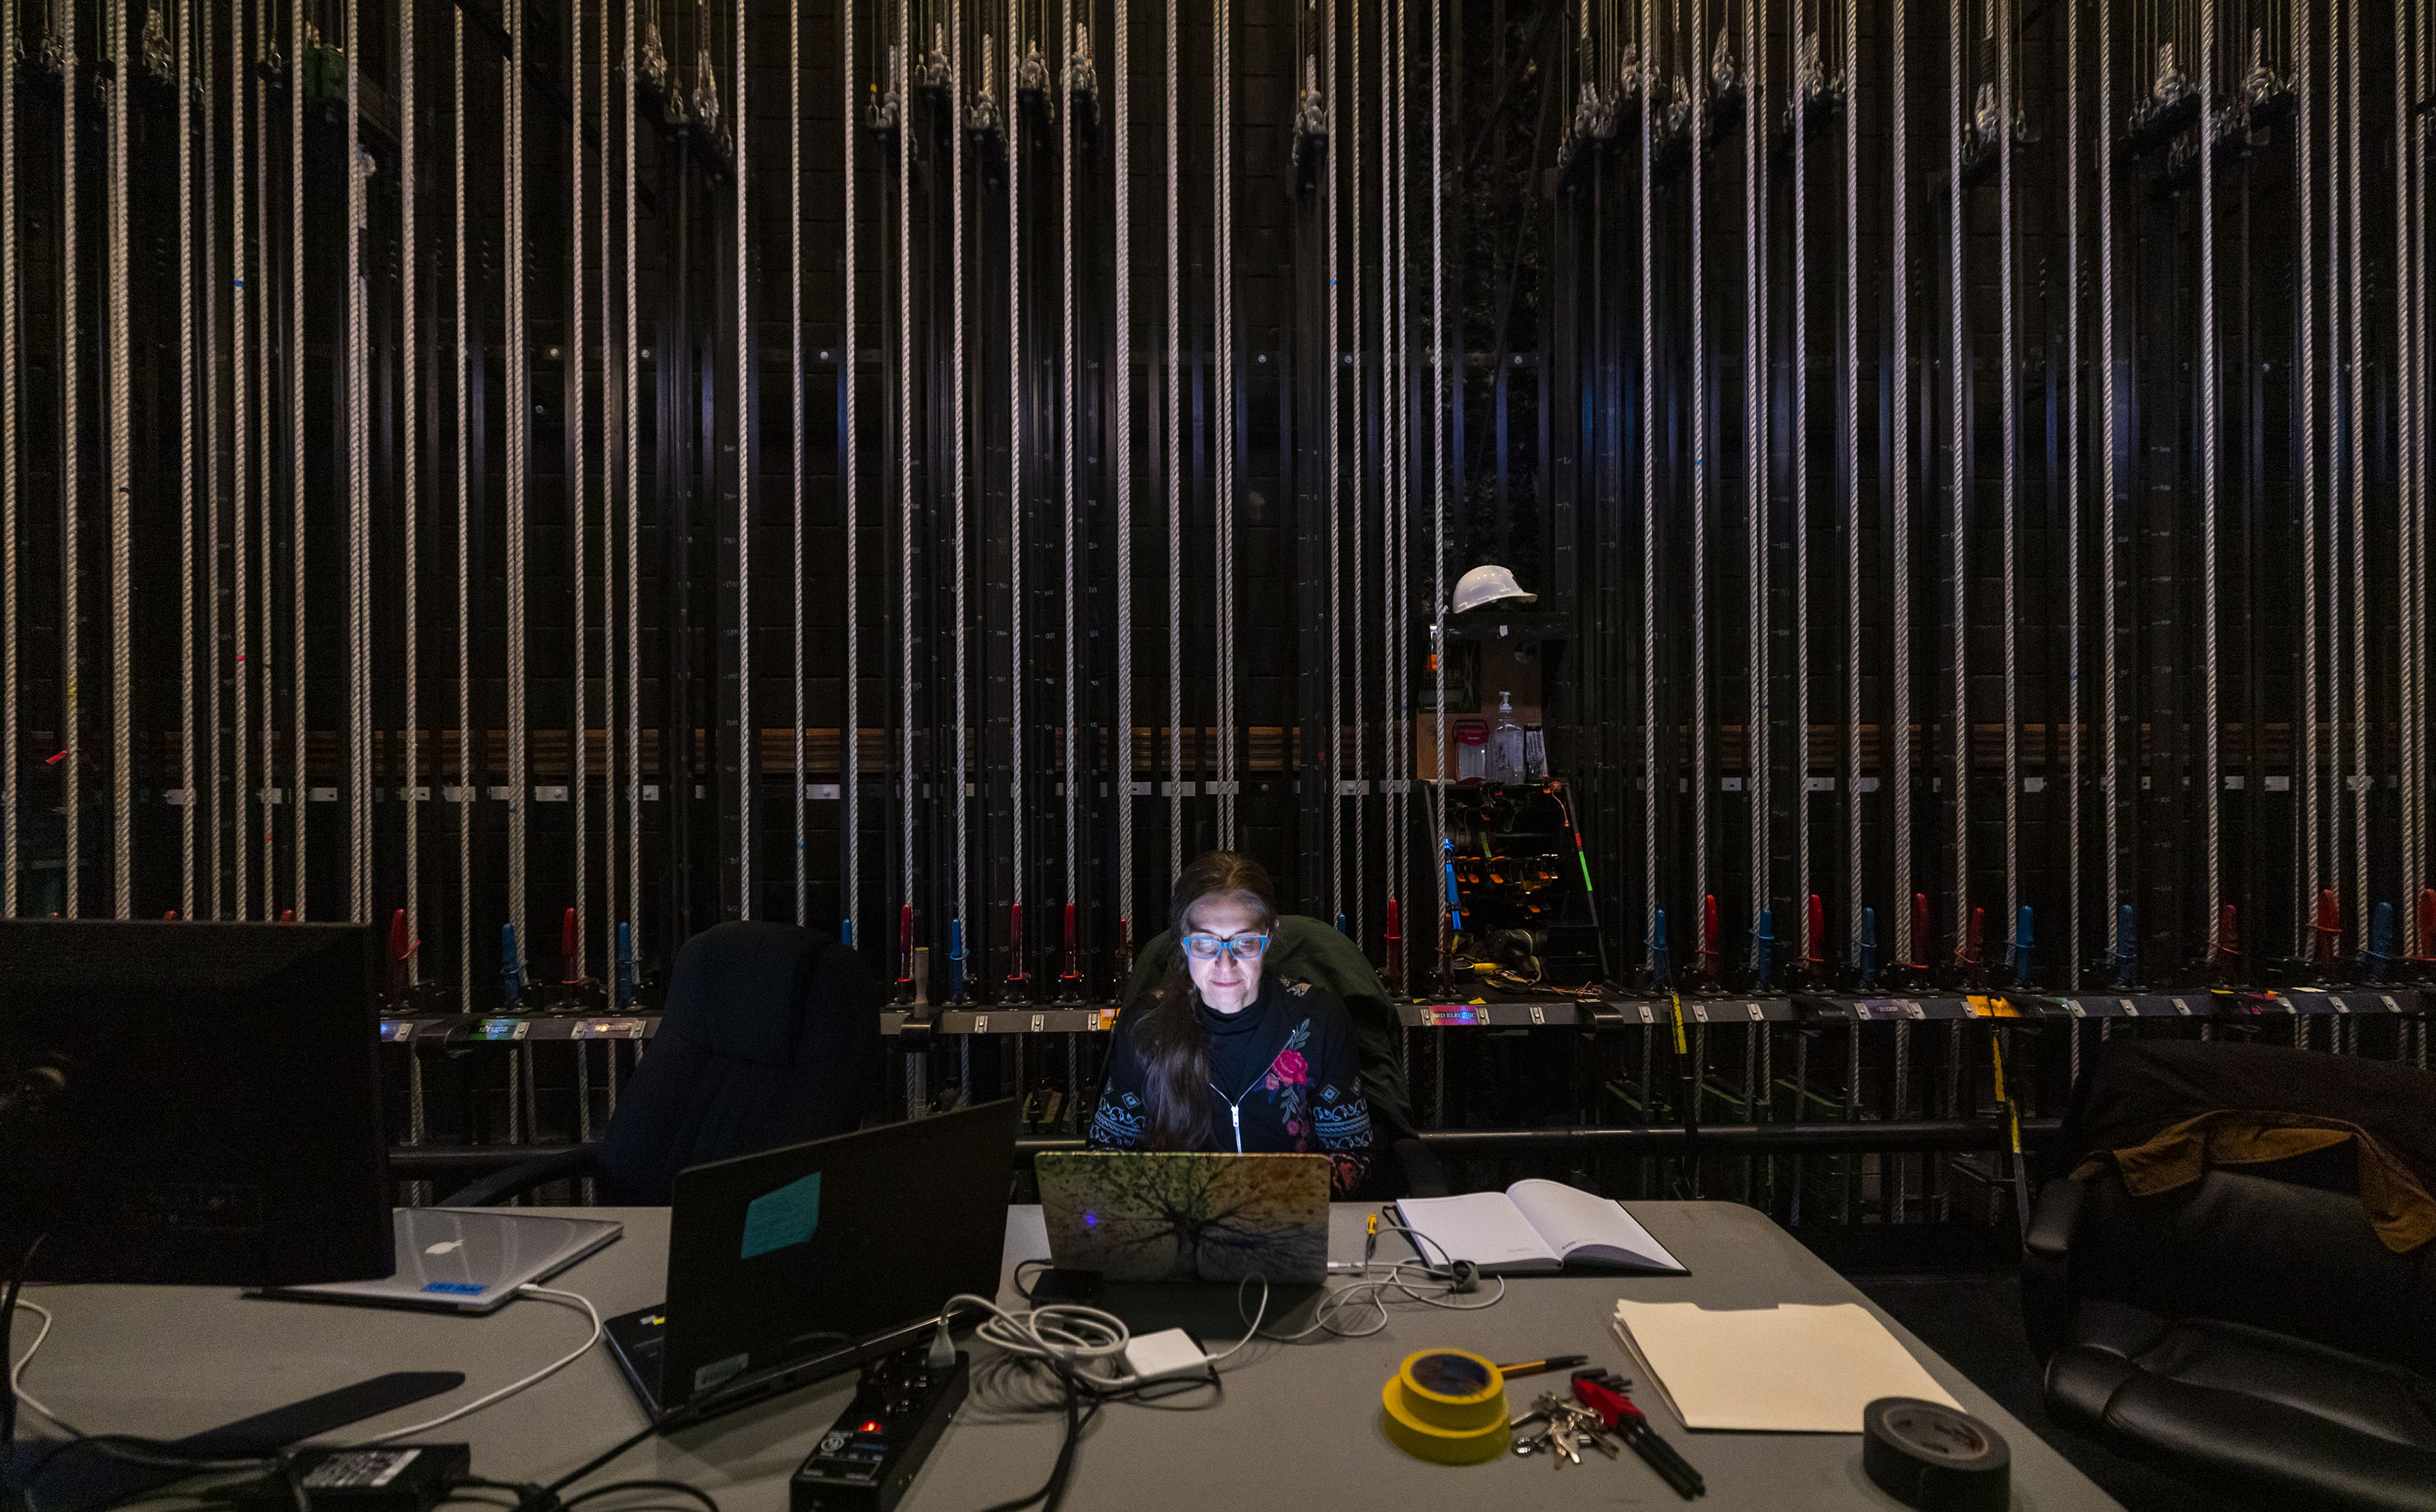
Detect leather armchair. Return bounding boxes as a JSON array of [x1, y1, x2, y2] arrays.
[[2023, 1044, 2436, 1511]]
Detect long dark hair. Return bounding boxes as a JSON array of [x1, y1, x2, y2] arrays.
[[1133, 850, 1282, 1151]]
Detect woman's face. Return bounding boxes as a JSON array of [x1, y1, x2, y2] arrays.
[[1182, 893, 1266, 1015]]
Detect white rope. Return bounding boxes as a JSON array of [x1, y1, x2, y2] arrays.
[[1744, 0, 1765, 947], [951, 0, 969, 965], [108, 0, 130, 920], [201, 0, 220, 920], [735, 0, 752, 923], [2199, 0, 2218, 965], [2407, 0, 2426, 948], [999, 19, 1013, 946], [2345, 0, 2365, 952], [230, 1, 248, 920], [1795, 4, 1812, 965], [1999, 0, 2019, 973], [902, 12, 918, 944], [1947, 0, 1966, 951], [1328, 0, 1342, 921], [844, 0, 862, 946], [1059, 3, 1076, 935], [1116, 0, 1135, 920], [350, 0, 370, 920], [1892, 0, 1911, 963], [1388, 0, 1406, 927], [1431, 0, 1447, 967], [1216, 0, 1234, 852], [1166, 0, 1180, 881], [0, 0, 18, 919], [1689, 0, 1707, 932], [626, 0, 643, 972], [290, 0, 307, 919], [178, 0, 197, 919], [456, 5, 473, 997], [2104, 0, 2121, 969], [570, 0, 589, 958], [258, 6, 273, 916], [506, 0, 531, 960], [1843, 0, 1861, 969], [1350, 0, 1364, 946], [2416, 0, 2431, 935], [597, 0, 615, 988], [2064, 0, 2078, 988], [791, 0, 806, 928], [1641, 0, 1658, 963], [402, 0, 419, 969]]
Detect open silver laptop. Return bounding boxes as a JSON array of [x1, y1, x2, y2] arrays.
[[265, 1208, 622, 1314], [1035, 1152, 1329, 1283]]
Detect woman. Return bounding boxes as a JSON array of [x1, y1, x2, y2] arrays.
[[1087, 851, 1375, 1194]]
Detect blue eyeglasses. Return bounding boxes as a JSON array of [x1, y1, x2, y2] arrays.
[[1180, 933, 1269, 962]]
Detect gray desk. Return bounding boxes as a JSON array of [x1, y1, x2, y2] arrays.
[[22, 1203, 2119, 1511]]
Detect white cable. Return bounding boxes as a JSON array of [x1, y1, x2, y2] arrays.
[[944, 1293, 1135, 1390], [10, 1283, 598, 1447], [349, 1285, 603, 1446]]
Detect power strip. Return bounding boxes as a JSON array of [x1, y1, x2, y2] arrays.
[[790, 1347, 969, 1512], [233, 1445, 470, 1512]]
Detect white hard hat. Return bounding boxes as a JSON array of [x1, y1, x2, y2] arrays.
[[1450, 564, 1536, 615]]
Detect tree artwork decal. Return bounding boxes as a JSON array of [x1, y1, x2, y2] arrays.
[[1037, 1153, 1329, 1282]]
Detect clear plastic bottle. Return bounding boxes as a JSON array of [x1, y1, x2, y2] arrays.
[[1488, 692, 1527, 783]]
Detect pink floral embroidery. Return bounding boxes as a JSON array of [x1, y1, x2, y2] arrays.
[[1266, 1049, 1310, 1090]]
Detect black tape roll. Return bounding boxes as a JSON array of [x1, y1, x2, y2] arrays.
[[1861, 1397, 2011, 1512]]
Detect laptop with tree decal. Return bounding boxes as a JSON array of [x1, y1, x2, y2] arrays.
[[1035, 1152, 1330, 1283]]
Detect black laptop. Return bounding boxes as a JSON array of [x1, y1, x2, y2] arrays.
[[604, 1099, 1019, 1426]]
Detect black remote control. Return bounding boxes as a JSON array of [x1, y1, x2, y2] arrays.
[[790, 1346, 970, 1512]]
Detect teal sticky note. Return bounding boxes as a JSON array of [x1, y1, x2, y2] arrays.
[[740, 1172, 822, 1259]]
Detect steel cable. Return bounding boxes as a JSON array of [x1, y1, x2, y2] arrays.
[[1746, 0, 1767, 951], [59, 0, 74, 918], [290, 0, 306, 919], [2000, 0, 2020, 975], [1116, 0, 1135, 914], [1795, 4, 1812, 969], [1947, 0, 1966, 953], [792, 0, 806, 927], [2064, 0, 2080, 988], [1431, 0, 1446, 966], [178, 0, 197, 918], [951, 0, 969, 959], [2346, 0, 2365, 957], [109, 0, 131, 920], [626, 0, 643, 971], [456, 5, 472, 997], [2200, 0, 2218, 965], [232, 2, 249, 919], [843, 0, 862, 948], [1893, 0, 1912, 963]]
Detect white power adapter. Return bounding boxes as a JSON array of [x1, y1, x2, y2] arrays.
[[1119, 1327, 1215, 1386]]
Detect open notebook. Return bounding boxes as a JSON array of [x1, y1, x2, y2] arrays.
[[1391, 1180, 1688, 1275]]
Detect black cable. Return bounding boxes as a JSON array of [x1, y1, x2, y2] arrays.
[[974, 1367, 1094, 1512], [556, 1482, 718, 1512]]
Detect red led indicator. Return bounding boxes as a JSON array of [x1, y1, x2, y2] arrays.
[[859, 1421, 881, 1434]]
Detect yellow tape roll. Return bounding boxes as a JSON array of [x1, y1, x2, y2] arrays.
[[1380, 1350, 1511, 1465]]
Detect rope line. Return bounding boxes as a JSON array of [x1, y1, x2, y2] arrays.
[[1893, 0, 1912, 962], [291, 0, 307, 919], [59, 0, 76, 918], [736, 0, 753, 922], [571, 0, 589, 955], [1116, 0, 1135, 918], [178, 0, 197, 918], [844, 0, 862, 947], [403, 0, 420, 970]]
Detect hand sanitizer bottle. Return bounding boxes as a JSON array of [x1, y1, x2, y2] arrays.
[[1488, 692, 1527, 783]]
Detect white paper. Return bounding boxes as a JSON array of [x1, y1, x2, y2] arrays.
[[1612, 1300, 1961, 1433], [1391, 1191, 1562, 1272], [1506, 1179, 1687, 1272]]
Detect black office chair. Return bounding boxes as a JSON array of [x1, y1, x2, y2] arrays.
[[442, 920, 885, 1206], [2022, 1037, 2436, 1512]]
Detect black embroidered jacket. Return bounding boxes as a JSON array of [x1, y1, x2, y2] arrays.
[[1086, 974, 1376, 1195]]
